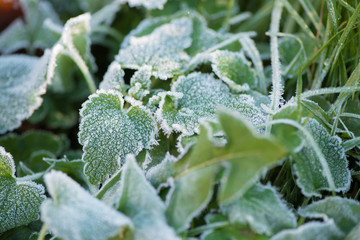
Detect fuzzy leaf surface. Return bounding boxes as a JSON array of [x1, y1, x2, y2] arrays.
[[156, 72, 265, 136], [0, 147, 45, 233], [211, 50, 256, 91], [79, 90, 157, 184], [271, 220, 344, 240], [41, 170, 133, 240], [0, 53, 49, 134], [116, 17, 192, 80], [299, 197, 360, 234], [293, 118, 351, 196], [221, 183, 296, 235]]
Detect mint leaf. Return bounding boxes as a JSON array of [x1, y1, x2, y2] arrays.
[[99, 62, 126, 91], [221, 183, 296, 235], [211, 50, 256, 91], [0, 52, 49, 134], [156, 72, 266, 136], [293, 118, 351, 196], [128, 65, 152, 101], [79, 90, 157, 184], [0, 147, 45, 233], [116, 17, 193, 80], [166, 110, 287, 232], [116, 155, 179, 240], [41, 170, 133, 240]]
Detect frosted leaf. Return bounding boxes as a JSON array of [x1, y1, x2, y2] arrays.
[[156, 72, 266, 136], [166, 110, 287, 231], [116, 17, 193, 80], [0, 147, 46, 233], [221, 183, 296, 236], [0, 0, 61, 53], [271, 220, 344, 240], [79, 90, 157, 184], [41, 170, 133, 240], [293, 118, 351, 196], [299, 197, 360, 235], [48, 13, 95, 92], [128, 65, 152, 100], [211, 50, 256, 92], [99, 62, 125, 90], [121, 0, 167, 9], [116, 155, 179, 240], [185, 12, 221, 56], [0, 52, 49, 134]]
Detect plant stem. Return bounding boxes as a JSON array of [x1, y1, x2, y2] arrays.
[[37, 224, 47, 240]]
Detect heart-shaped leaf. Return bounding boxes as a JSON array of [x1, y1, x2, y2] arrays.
[[79, 89, 157, 184]]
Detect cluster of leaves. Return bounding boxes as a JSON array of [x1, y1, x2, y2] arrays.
[[1, 0, 360, 239]]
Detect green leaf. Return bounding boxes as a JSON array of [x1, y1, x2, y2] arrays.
[[123, 0, 168, 10], [0, 52, 49, 134], [99, 62, 126, 91], [0, 147, 45, 233], [278, 35, 316, 77], [299, 197, 360, 234], [221, 183, 296, 236], [271, 220, 344, 240], [128, 65, 152, 101], [116, 17, 193, 80], [41, 170, 133, 240], [0, 0, 61, 53], [116, 155, 179, 240], [211, 50, 256, 91], [44, 157, 87, 187], [156, 72, 266, 136], [166, 110, 287, 232], [293, 118, 351, 197], [0, 131, 68, 175], [48, 13, 96, 92], [79, 90, 157, 184]]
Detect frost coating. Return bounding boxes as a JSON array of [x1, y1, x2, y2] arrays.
[[211, 50, 256, 92], [271, 220, 344, 240], [41, 170, 133, 240], [99, 61, 125, 90], [221, 183, 296, 236], [0, 147, 46, 233], [116, 17, 193, 80], [156, 72, 266, 136], [128, 65, 152, 100], [122, 0, 167, 9], [293, 118, 351, 196], [0, 52, 49, 134], [47, 13, 95, 92], [79, 89, 157, 184], [116, 155, 179, 240], [299, 196, 360, 234]]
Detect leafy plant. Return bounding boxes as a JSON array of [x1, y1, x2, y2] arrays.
[[1, 0, 360, 239]]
